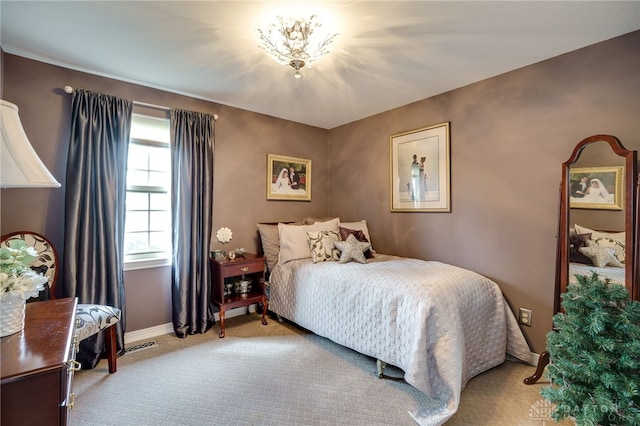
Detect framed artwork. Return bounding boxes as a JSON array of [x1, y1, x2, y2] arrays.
[[569, 166, 623, 210], [267, 154, 311, 201], [390, 122, 451, 212]]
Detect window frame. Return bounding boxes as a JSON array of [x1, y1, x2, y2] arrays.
[[124, 114, 172, 271]]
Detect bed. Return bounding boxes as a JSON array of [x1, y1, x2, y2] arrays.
[[258, 218, 533, 426], [568, 224, 626, 285], [569, 263, 625, 285]]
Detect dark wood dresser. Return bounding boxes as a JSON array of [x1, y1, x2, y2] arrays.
[[1, 298, 78, 426]]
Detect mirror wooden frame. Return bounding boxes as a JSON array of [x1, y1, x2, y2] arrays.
[[557, 135, 638, 306], [524, 134, 638, 385]]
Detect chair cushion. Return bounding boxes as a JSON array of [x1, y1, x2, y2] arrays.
[[76, 304, 121, 341]]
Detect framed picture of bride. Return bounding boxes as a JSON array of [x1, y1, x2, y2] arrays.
[[267, 154, 312, 201], [569, 166, 623, 210]]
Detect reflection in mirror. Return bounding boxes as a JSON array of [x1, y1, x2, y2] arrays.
[[567, 141, 627, 292], [558, 135, 637, 311], [524, 134, 637, 386]]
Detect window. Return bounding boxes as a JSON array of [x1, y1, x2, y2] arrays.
[[124, 113, 171, 270]]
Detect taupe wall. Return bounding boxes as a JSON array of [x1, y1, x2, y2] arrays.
[[0, 54, 330, 331], [327, 31, 640, 352], [1, 31, 638, 351]]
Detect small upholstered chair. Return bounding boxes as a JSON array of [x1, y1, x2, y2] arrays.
[[0, 231, 121, 373]]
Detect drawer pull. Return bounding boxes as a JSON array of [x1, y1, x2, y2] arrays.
[[68, 392, 76, 410], [240, 267, 249, 272], [69, 360, 82, 372]]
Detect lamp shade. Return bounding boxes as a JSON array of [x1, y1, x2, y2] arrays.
[[1, 100, 60, 188]]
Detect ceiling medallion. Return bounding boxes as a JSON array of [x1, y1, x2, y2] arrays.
[[258, 15, 338, 79]]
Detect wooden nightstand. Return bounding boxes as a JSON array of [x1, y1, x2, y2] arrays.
[[210, 253, 268, 338]]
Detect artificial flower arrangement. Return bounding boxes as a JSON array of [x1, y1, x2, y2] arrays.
[[213, 227, 246, 260], [216, 227, 233, 244], [0, 240, 48, 301]]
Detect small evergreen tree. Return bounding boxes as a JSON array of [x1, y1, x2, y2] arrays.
[[541, 273, 640, 425]]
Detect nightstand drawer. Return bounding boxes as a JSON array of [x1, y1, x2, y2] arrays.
[[224, 261, 263, 277]]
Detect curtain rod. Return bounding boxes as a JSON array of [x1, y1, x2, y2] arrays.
[[63, 86, 218, 120], [134, 100, 171, 111]]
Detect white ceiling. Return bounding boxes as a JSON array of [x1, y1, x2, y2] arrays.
[[1, 1, 639, 129]]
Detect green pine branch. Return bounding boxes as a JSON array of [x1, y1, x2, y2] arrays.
[[541, 272, 640, 425]]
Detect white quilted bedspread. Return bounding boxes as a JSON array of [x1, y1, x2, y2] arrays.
[[269, 255, 533, 425], [569, 262, 625, 285]]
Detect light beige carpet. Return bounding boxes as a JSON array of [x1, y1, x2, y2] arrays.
[[71, 313, 571, 425]]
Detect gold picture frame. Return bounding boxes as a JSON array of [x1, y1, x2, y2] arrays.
[[390, 122, 451, 212], [267, 154, 311, 201], [569, 166, 623, 210]]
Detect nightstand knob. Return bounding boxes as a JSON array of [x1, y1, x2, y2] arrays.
[[241, 266, 249, 272]]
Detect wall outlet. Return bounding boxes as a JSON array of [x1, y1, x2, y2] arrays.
[[518, 308, 532, 327]]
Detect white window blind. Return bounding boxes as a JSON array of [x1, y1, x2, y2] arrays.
[[124, 113, 171, 269]]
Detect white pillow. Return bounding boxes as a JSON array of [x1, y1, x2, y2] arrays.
[[574, 224, 625, 244], [278, 218, 340, 263], [339, 220, 373, 251]]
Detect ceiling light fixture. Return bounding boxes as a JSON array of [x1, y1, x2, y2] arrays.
[[258, 15, 337, 79]]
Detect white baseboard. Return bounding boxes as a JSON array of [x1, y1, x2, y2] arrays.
[[124, 323, 174, 343], [124, 304, 258, 344]]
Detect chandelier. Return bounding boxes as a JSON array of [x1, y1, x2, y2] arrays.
[[258, 15, 337, 78]]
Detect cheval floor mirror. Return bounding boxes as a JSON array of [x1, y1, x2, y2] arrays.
[[524, 134, 639, 384]]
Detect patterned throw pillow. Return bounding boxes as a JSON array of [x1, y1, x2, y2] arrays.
[[574, 224, 624, 245], [307, 230, 341, 263]]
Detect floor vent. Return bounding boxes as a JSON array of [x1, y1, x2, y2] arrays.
[[124, 340, 158, 355]]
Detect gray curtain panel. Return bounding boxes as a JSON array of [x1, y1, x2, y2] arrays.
[[63, 89, 132, 369], [170, 108, 215, 337]]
